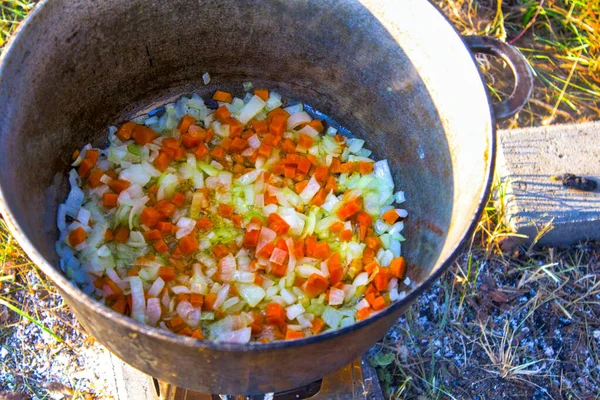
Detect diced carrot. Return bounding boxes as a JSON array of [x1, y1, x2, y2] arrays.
[[153, 222, 170, 236], [305, 273, 329, 297], [203, 293, 218, 310], [269, 115, 287, 136], [78, 159, 94, 178], [374, 270, 389, 291], [114, 226, 130, 244], [330, 158, 341, 174], [328, 252, 343, 285], [108, 179, 131, 194], [358, 161, 374, 174], [84, 149, 99, 165], [254, 88, 269, 101], [337, 197, 362, 220], [254, 274, 264, 286], [127, 267, 139, 277], [244, 229, 260, 248], [356, 307, 371, 321], [308, 120, 324, 133], [356, 211, 372, 241], [313, 241, 331, 259], [153, 239, 169, 253], [229, 137, 248, 152], [305, 235, 317, 257], [168, 315, 186, 331], [382, 209, 400, 225], [218, 203, 234, 218], [365, 236, 382, 251], [213, 90, 233, 103], [140, 207, 163, 227], [111, 295, 128, 315], [258, 142, 273, 157], [271, 262, 287, 277], [210, 145, 225, 160], [266, 303, 286, 325], [72, 149, 80, 160], [182, 126, 207, 148], [190, 293, 204, 308], [191, 329, 204, 339], [174, 146, 185, 161], [154, 200, 174, 218], [363, 247, 375, 264], [310, 317, 326, 335], [220, 137, 233, 151], [87, 168, 104, 188], [103, 192, 118, 208], [212, 243, 229, 259], [194, 143, 209, 158], [143, 229, 162, 241], [340, 162, 356, 174], [132, 125, 158, 145], [285, 329, 306, 340], [294, 239, 305, 258], [264, 191, 278, 205], [310, 164, 326, 180], [334, 134, 345, 143], [257, 241, 275, 258], [298, 134, 313, 148], [330, 222, 344, 233], [325, 176, 337, 193], [284, 164, 296, 179], [205, 128, 215, 143], [179, 235, 199, 255], [104, 228, 114, 242], [364, 260, 379, 275], [371, 296, 387, 311], [68, 227, 87, 247], [176, 327, 192, 336], [250, 311, 264, 334], [152, 152, 169, 171], [251, 120, 269, 134], [197, 216, 213, 230], [268, 107, 290, 119], [171, 192, 186, 207], [296, 157, 311, 175], [267, 213, 290, 235], [162, 137, 180, 149], [310, 188, 327, 207], [281, 138, 296, 153], [178, 115, 196, 134], [340, 229, 353, 241], [231, 214, 242, 227], [116, 121, 137, 141], [294, 180, 308, 194], [215, 105, 231, 121], [389, 256, 406, 279], [158, 265, 175, 282]]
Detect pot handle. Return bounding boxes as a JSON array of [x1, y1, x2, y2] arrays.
[[462, 36, 534, 120]]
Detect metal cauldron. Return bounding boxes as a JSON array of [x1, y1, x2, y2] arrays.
[[0, 0, 532, 394]]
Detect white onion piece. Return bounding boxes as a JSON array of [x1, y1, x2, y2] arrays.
[[328, 288, 345, 306], [256, 227, 276, 252], [129, 276, 146, 323], [299, 176, 320, 204], [171, 285, 191, 294], [219, 255, 237, 282], [286, 111, 312, 130], [146, 298, 162, 326], [147, 277, 165, 297], [217, 327, 251, 343], [248, 134, 261, 148], [176, 217, 196, 239], [286, 304, 305, 320], [237, 95, 266, 124], [352, 272, 369, 288], [214, 283, 230, 309], [297, 125, 319, 138]]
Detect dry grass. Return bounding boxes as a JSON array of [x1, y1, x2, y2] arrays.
[[1, 0, 600, 399]]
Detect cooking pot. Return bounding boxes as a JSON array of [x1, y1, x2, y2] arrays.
[[0, 0, 533, 394]]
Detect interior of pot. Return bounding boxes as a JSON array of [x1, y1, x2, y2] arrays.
[[0, 0, 493, 392]]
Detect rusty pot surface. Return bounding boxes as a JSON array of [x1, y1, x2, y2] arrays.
[[0, 0, 522, 394]]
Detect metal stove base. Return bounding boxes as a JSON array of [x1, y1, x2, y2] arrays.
[[151, 358, 384, 400]]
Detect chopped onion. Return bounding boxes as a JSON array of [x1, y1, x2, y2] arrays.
[[217, 327, 251, 343], [299, 176, 320, 204], [287, 112, 312, 130], [176, 217, 196, 239], [147, 277, 165, 297], [146, 298, 162, 325], [286, 304, 305, 320], [129, 276, 146, 323], [237, 95, 266, 124], [219, 255, 237, 282], [328, 288, 345, 306], [238, 283, 266, 307], [214, 284, 231, 309]]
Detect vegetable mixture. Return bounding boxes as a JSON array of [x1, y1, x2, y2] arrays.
[[56, 87, 410, 343]]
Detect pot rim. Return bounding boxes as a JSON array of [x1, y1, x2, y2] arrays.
[[0, 0, 496, 353]]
